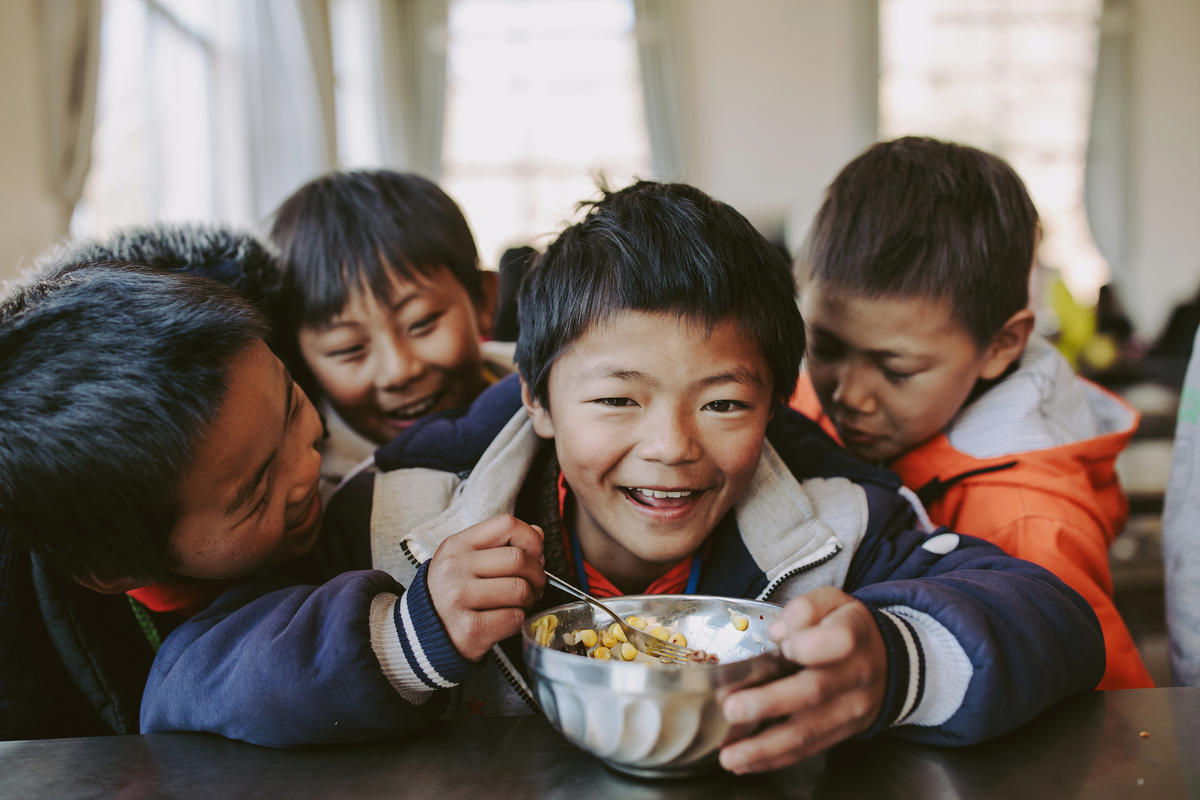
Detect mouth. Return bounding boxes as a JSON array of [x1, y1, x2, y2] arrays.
[[381, 391, 444, 425], [836, 423, 880, 448], [284, 489, 322, 540], [622, 486, 705, 510]]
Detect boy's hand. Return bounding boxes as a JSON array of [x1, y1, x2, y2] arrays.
[[426, 514, 546, 661], [718, 587, 886, 774]]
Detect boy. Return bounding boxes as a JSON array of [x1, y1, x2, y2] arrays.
[[789, 136, 1152, 689], [268, 170, 513, 499], [0, 258, 325, 739], [142, 181, 1104, 774]]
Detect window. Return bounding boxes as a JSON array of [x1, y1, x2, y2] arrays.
[[73, 0, 228, 239], [880, 0, 1108, 305], [441, 0, 651, 267]]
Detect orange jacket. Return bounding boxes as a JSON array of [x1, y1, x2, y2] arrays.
[[791, 339, 1152, 690]]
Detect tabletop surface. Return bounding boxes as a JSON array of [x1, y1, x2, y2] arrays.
[[2, 687, 1197, 799]]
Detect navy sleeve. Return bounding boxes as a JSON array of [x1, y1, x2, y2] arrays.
[[843, 487, 1104, 746], [140, 568, 475, 746], [374, 373, 523, 473]]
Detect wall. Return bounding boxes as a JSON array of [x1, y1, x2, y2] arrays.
[[1124, 0, 1200, 340], [0, 2, 63, 288], [680, 0, 878, 250]]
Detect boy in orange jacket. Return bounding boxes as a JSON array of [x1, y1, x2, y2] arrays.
[[790, 136, 1152, 689]]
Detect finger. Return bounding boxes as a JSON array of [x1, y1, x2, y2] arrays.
[[468, 545, 547, 586], [768, 587, 854, 641], [463, 514, 545, 557], [723, 669, 823, 726], [775, 617, 857, 665], [455, 575, 541, 612], [719, 713, 861, 774]]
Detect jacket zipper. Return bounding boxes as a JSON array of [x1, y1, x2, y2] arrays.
[[760, 539, 843, 602], [401, 538, 541, 713]]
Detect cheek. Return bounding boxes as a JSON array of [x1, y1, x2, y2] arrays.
[[422, 319, 481, 371], [310, 360, 374, 408], [556, 422, 626, 481], [717, 432, 766, 489]]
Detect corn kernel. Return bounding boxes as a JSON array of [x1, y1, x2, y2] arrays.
[[577, 629, 598, 648], [625, 616, 648, 630], [648, 626, 670, 641], [731, 614, 749, 631], [608, 622, 627, 643], [619, 642, 638, 661], [601, 634, 618, 648], [668, 632, 687, 647], [591, 646, 612, 660]]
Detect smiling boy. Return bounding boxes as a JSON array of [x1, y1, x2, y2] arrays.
[[790, 136, 1152, 689], [142, 181, 1104, 772], [269, 170, 512, 500], [0, 264, 324, 739]]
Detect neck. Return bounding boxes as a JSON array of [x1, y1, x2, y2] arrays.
[[573, 508, 667, 594]]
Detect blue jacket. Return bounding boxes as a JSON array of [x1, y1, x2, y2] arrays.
[[141, 375, 1104, 746]]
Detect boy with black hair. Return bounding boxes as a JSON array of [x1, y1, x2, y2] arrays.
[[0, 263, 326, 739], [143, 181, 1104, 774], [269, 170, 512, 500], [790, 135, 1152, 689]]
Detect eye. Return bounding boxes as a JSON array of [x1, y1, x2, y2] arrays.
[[704, 399, 750, 413], [327, 343, 365, 359], [881, 367, 914, 384], [246, 487, 271, 521], [409, 311, 443, 336], [593, 397, 637, 408]]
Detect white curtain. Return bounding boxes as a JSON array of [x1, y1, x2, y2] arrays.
[[238, 0, 339, 223], [632, 0, 692, 181], [1084, 0, 1134, 281], [34, 0, 102, 234], [377, 0, 450, 178]]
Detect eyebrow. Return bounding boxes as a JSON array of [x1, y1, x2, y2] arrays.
[[590, 366, 765, 389], [311, 288, 422, 332], [810, 326, 914, 361], [224, 366, 294, 518]]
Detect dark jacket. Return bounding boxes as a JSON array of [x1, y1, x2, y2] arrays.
[[0, 525, 177, 740], [141, 375, 1105, 747]]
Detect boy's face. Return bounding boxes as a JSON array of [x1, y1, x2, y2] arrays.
[[522, 311, 773, 591], [801, 280, 1015, 463], [299, 265, 486, 445], [169, 340, 325, 580]]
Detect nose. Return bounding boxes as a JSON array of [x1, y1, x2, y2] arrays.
[[373, 329, 423, 391], [284, 401, 323, 507], [636, 405, 700, 465], [830, 362, 876, 416]]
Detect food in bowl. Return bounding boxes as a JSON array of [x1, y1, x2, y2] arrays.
[[522, 595, 791, 778]]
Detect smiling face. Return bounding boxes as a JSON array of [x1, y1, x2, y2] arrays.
[[522, 311, 774, 593], [298, 265, 486, 445], [801, 279, 1021, 463], [169, 340, 325, 580]]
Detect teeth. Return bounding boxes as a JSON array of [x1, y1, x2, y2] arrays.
[[388, 395, 438, 419], [634, 488, 694, 499]]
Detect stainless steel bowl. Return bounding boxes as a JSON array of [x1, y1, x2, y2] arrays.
[[521, 595, 790, 779]]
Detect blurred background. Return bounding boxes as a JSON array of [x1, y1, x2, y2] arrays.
[[1, 0, 1198, 682]]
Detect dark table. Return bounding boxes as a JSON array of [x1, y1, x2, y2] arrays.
[[2, 688, 1197, 799]]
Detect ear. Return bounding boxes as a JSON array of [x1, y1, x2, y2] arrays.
[[475, 270, 499, 339], [521, 377, 556, 439], [76, 573, 146, 594], [978, 309, 1035, 380]]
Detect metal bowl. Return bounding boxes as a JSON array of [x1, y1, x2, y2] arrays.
[[521, 595, 790, 779]]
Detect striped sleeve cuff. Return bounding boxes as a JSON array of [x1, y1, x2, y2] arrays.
[[368, 561, 477, 703], [858, 607, 925, 738]]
